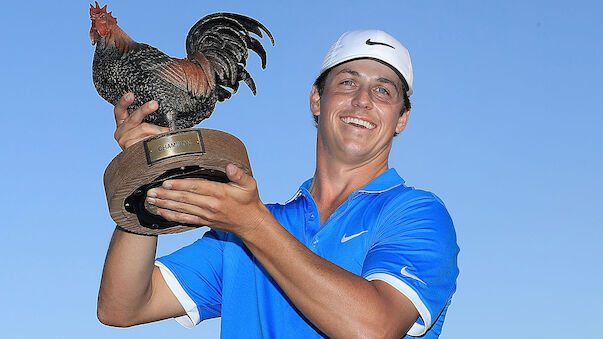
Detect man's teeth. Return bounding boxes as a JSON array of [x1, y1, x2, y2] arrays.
[[341, 117, 376, 129]]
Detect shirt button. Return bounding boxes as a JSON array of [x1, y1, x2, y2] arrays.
[[310, 213, 315, 219], [312, 239, 318, 245]]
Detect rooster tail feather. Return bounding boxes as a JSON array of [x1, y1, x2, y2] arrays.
[[185, 12, 273, 96], [247, 37, 268, 69], [216, 87, 233, 102], [239, 67, 257, 95], [219, 13, 275, 46], [207, 48, 239, 86]]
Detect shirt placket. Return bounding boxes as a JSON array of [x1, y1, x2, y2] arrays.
[[303, 190, 360, 251], [301, 189, 321, 251]]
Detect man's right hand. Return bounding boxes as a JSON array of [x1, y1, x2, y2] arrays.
[[113, 93, 169, 150]]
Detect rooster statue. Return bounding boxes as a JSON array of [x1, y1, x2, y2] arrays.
[[89, 2, 274, 130]]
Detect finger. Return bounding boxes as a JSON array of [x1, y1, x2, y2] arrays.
[[127, 100, 159, 125], [146, 192, 214, 224], [160, 178, 224, 196], [226, 164, 255, 189], [115, 122, 158, 141], [147, 186, 220, 210], [146, 194, 207, 215], [114, 92, 134, 125], [126, 122, 169, 138], [157, 208, 209, 226], [120, 133, 155, 149], [116, 123, 168, 149]]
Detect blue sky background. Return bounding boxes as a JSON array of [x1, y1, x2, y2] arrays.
[[1, 0, 601, 338]]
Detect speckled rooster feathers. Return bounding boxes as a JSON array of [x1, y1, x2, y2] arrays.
[[90, 3, 274, 130]]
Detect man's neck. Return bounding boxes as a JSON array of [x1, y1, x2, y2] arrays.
[[308, 155, 389, 225]]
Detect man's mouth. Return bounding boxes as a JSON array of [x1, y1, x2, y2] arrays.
[[341, 117, 376, 130]]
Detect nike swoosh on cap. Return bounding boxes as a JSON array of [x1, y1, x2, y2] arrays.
[[341, 230, 368, 243], [400, 266, 427, 285], [365, 38, 395, 49]]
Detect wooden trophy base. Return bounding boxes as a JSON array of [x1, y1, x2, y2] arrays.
[[104, 128, 252, 235]]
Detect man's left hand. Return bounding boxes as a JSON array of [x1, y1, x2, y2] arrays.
[[146, 164, 269, 238]]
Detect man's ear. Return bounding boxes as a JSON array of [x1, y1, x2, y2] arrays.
[[310, 86, 321, 117], [395, 109, 411, 134]]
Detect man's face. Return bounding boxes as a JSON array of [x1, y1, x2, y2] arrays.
[[310, 59, 409, 165]]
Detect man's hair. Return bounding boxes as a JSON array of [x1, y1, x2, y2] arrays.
[[312, 66, 411, 136]]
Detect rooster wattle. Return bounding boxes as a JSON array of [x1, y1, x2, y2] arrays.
[[89, 2, 274, 130]]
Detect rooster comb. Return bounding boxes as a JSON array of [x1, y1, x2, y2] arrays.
[[90, 2, 116, 21]]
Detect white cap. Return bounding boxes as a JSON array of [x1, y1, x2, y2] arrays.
[[319, 30, 414, 96]]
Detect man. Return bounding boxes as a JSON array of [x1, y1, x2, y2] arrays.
[[98, 30, 459, 338]]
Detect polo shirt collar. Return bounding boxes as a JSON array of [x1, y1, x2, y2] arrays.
[[298, 168, 405, 195], [357, 168, 405, 193]]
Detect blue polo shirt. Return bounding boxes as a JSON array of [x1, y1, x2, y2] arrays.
[[156, 168, 459, 338]]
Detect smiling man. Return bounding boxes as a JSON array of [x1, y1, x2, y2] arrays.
[[98, 30, 459, 338]]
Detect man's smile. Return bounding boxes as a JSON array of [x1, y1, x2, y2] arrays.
[[340, 116, 376, 130]]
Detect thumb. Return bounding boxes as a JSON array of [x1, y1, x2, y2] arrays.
[[226, 164, 254, 189]]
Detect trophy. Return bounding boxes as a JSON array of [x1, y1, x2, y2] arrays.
[[90, 3, 274, 235]]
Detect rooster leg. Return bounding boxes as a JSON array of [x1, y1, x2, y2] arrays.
[[166, 110, 177, 131]]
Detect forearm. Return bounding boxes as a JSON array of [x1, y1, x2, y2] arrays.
[[97, 227, 158, 326], [240, 216, 413, 338]]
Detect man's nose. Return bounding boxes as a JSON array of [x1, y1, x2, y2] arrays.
[[352, 86, 373, 109]]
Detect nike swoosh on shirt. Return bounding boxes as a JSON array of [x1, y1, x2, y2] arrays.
[[341, 230, 368, 243], [400, 266, 427, 285]]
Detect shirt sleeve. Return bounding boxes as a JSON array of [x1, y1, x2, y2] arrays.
[[155, 229, 225, 328], [361, 190, 459, 337]]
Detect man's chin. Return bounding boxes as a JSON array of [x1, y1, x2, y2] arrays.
[[338, 144, 372, 160]]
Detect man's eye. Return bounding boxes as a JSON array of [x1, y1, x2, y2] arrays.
[[376, 87, 390, 95], [341, 80, 354, 86]]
